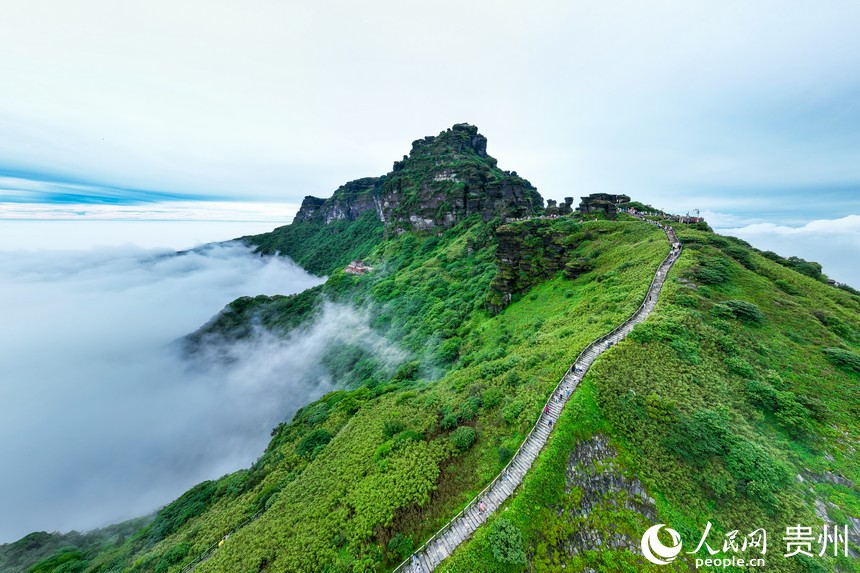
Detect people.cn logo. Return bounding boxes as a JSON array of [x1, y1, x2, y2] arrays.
[[641, 524, 683, 565]]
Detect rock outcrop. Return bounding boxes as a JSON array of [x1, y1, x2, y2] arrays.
[[486, 219, 592, 313], [578, 193, 630, 216], [559, 434, 657, 557], [294, 177, 385, 224], [292, 124, 543, 233]]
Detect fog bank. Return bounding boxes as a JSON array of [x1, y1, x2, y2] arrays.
[[0, 243, 386, 542]]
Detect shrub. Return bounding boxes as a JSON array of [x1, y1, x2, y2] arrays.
[[689, 257, 731, 284], [774, 279, 801, 296], [504, 370, 523, 386], [147, 481, 220, 543], [823, 348, 860, 374], [450, 426, 477, 451], [302, 402, 330, 426], [724, 438, 791, 510], [28, 549, 87, 573], [712, 300, 764, 324], [726, 356, 754, 377], [489, 518, 526, 564], [666, 409, 732, 462], [502, 400, 524, 424], [482, 387, 502, 409], [297, 428, 333, 459], [392, 361, 420, 382], [155, 543, 191, 573], [440, 406, 460, 430], [383, 420, 405, 440], [438, 337, 462, 362], [746, 379, 813, 434], [458, 396, 481, 421], [711, 303, 735, 320], [746, 379, 779, 412], [387, 534, 413, 558], [724, 300, 765, 324]]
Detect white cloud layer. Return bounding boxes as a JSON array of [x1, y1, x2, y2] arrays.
[[0, 0, 859, 215], [0, 200, 299, 222], [717, 215, 860, 287], [0, 243, 399, 542]]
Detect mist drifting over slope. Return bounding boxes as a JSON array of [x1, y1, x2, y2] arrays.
[[0, 243, 394, 542]]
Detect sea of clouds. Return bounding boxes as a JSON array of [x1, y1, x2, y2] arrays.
[[0, 242, 396, 542]]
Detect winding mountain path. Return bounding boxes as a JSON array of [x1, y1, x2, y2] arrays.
[[393, 221, 681, 573]]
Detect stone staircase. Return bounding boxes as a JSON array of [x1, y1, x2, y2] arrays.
[[393, 221, 680, 573]]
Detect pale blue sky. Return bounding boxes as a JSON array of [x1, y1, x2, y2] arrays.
[[0, 0, 858, 281]]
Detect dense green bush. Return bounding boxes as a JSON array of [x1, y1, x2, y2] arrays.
[[488, 518, 526, 565], [724, 300, 765, 323], [154, 542, 191, 573], [449, 426, 477, 451], [712, 300, 764, 324], [297, 428, 333, 459], [27, 549, 87, 573], [666, 409, 732, 462], [387, 534, 413, 559], [823, 347, 860, 373], [724, 438, 791, 510], [383, 420, 405, 439], [688, 256, 731, 284]]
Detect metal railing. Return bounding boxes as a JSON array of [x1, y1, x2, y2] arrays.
[[392, 220, 681, 572]]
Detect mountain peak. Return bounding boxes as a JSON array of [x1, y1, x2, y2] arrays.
[[296, 124, 543, 231], [407, 123, 488, 159]]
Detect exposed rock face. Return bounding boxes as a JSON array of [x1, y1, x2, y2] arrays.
[[293, 177, 384, 224], [486, 219, 591, 313], [578, 193, 631, 216], [559, 434, 656, 557], [292, 124, 543, 233], [545, 197, 574, 217]]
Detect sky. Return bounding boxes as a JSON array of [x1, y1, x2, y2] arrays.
[[1, 1, 859, 281], [0, 243, 407, 542]]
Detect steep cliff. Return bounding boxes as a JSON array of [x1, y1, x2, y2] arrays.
[[288, 123, 543, 233], [486, 218, 596, 313]]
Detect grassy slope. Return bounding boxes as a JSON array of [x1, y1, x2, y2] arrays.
[[439, 224, 860, 572], [68, 216, 666, 573], [242, 209, 385, 277]]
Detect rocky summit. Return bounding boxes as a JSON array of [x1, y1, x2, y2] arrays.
[[293, 123, 543, 233]]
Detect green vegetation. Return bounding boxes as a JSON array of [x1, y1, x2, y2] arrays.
[[440, 222, 860, 572], [244, 210, 384, 276], [186, 285, 324, 344], [488, 519, 526, 565], [0, 518, 150, 573]]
